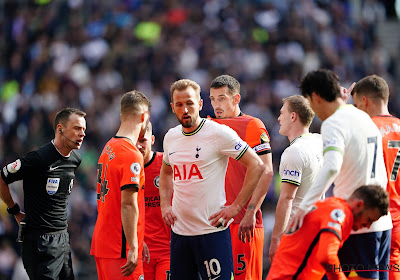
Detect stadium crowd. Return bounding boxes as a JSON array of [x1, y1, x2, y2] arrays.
[[0, 0, 398, 279]]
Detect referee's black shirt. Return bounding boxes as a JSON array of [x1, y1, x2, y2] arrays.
[[1, 141, 81, 232]]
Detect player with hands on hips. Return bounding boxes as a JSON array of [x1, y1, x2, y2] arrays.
[[159, 79, 265, 280]]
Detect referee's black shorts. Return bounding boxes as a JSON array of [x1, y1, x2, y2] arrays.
[[22, 229, 74, 280]]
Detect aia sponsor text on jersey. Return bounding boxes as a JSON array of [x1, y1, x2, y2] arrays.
[[173, 164, 203, 181]]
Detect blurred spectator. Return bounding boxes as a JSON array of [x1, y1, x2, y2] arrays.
[[0, 0, 398, 279]]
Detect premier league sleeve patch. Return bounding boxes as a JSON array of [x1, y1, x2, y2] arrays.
[[330, 209, 346, 223], [130, 162, 141, 175]]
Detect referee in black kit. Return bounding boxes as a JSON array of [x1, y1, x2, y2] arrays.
[[0, 108, 86, 280]]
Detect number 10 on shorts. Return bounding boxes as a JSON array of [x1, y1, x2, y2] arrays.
[[204, 258, 222, 279]]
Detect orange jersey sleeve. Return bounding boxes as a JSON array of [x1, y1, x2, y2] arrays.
[[318, 232, 348, 280], [212, 115, 271, 226], [266, 198, 353, 280], [91, 137, 145, 259], [372, 115, 400, 230], [144, 152, 171, 259]]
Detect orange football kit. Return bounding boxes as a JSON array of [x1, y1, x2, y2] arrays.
[[373, 115, 400, 279], [213, 114, 271, 280], [267, 197, 353, 280], [91, 137, 145, 280]]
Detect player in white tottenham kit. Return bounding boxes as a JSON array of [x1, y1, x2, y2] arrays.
[[289, 69, 391, 280], [269, 95, 323, 262], [159, 79, 265, 280]]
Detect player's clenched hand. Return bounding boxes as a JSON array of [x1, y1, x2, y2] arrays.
[[287, 208, 306, 234], [209, 205, 239, 227], [238, 211, 255, 243], [161, 205, 177, 227], [121, 248, 138, 276]]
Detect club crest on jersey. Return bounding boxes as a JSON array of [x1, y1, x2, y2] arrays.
[[330, 209, 345, 223], [7, 159, 21, 174], [46, 178, 60, 195], [130, 162, 141, 175], [154, 175, 160, 188]]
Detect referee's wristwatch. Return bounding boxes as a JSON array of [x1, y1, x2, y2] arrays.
[[7, 203, 20, 215]]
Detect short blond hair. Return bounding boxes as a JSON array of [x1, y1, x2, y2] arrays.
[[170, 79, 201, 102], [283, 95, 315, 127]]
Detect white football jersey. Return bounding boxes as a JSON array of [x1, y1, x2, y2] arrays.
[[163, 119, 249, 236], [322, 105, 391, 234], [279, 133, 323, 217]]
